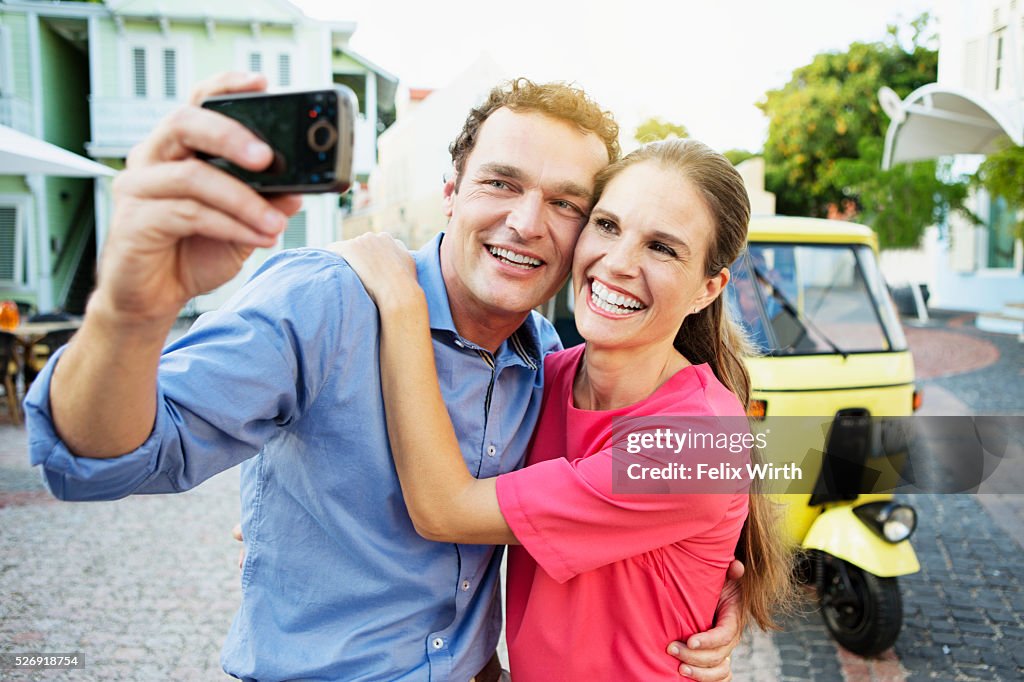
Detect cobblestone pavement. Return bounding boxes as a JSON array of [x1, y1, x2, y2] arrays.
[[0, 313, 1020, 681], [0, 427, 240, 680], [735, 312, 1024, 682]]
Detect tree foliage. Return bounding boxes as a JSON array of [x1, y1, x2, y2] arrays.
[[634, 117, 689, 143], [757, 14, 969, 248], [723, 149, 756, 166], [974, 145, 1024, 240]]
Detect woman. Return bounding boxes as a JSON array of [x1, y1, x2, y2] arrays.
[[339, 139, 793, 679]]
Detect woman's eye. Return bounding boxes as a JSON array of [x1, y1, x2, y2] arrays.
[[594, 218, 616, 233], [651, 242, 677, 257]]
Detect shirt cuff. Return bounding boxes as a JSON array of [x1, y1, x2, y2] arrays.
[[24, 345, 164, 501], [496, 463, 577, 584]]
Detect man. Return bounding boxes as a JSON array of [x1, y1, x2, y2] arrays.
[[27, 72, 742, 680]]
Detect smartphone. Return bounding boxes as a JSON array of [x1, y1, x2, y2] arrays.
[[200, 86, 357, 194]]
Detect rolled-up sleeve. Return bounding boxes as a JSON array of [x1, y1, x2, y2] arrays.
[[496, 447, 740, 584], [26, 345, 167, 500], [25, 249, 356, 501]]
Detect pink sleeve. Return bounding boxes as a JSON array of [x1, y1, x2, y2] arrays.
[[495, 447, 739, 584]]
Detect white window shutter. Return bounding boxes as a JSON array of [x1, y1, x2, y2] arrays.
[[282, 211, 307, 250], [163, 48, 177, 99], [963, 39, 983, 91], [133, 47, 147, 98], [278, 53, 291, 88], [249, 52, 262, 74]]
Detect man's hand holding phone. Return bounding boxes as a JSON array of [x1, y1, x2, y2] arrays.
[[96, 72, 304, 326], [50, 72, 306, 460]]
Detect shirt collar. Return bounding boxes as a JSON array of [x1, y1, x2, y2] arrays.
[[413, 232, 543, 371], [413, 232, 457, 334]]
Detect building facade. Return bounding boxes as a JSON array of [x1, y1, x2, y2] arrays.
[[0, 0, 395, 314], [881, 0, 1024, 327]]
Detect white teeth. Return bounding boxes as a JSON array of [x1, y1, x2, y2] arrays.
[[489, 246, 542, 268], [590, 280, 645, 315]]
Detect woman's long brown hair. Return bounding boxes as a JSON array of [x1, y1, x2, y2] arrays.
[[593, 139, 797, 629]]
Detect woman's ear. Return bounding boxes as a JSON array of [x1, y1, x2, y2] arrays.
[[698, 267, 731, 311]]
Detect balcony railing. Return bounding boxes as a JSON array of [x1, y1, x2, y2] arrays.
[[0, 95, 33, 133], [89, 96, 180, 157]]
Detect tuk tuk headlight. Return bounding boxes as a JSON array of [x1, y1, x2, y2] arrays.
[[853, 502, 917, 543]]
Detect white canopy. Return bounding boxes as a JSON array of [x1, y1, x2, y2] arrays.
[[0, 124, 116, 177], [879, 84, 1023, 169]]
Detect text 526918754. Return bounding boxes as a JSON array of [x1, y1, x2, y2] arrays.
[[0, 653, 84, 669]]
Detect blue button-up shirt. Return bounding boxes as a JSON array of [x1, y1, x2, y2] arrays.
[[25, 234, 561, 681]]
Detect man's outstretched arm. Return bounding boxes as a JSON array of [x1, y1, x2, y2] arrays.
[[48, 72, 299, 459]]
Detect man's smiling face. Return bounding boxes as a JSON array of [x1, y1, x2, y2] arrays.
[[440, 107, 610, 331]]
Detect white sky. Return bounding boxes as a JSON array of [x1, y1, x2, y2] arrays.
[[295, 0, 937, 152]]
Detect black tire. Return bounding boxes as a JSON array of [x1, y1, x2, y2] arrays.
[[819, 558, 903, 656]]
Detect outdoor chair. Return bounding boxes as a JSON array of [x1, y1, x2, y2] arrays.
[[0, 331, 21, 424], [24, 328, 76, 389]]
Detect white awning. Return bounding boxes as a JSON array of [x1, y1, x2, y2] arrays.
[[0, 124, 116, 177], [879, 84, 1022, 169]]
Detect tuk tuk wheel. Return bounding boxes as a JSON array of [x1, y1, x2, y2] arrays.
[[819, 557, 903, 657]]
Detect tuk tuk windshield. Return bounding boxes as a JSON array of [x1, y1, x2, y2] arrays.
[[727, 243, 908, 356]]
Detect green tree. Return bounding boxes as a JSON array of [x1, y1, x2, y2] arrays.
[[974, 145, 1024, 240], [723, 149, 756, 166], [634, 117, 688, 143], [757, 13, 968, 247]]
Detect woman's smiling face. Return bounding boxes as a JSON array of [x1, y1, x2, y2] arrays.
[[572, 160, 726, 353]]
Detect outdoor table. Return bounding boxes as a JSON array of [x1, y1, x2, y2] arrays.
[[2, 319, 83, 425], [8, 319, 83, 355]]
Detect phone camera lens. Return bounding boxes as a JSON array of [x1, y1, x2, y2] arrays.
[[307, 119, 337, 153]]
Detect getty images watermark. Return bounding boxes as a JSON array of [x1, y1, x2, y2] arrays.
[[611, 415, 1023, 495]]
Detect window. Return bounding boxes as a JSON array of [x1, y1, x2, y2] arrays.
[[125, 38, 189, 101], [163, 49, 177, 99], [278, 53, 291, 87], [282, 211, 306, 250], [993, 31, 1005, 91], [0, 206, 22, 285], [132, 47, 147, 98], [725, 244, 904, 355], [249, 52, 262, 74], [987, 196, 1018, 269], [334, 74, 367, 115]]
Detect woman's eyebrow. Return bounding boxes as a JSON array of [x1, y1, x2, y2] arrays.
[[590, 207, 621, 222], [647, 230, 692, 256]]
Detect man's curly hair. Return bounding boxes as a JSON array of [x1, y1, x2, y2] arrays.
[[448, 78, 620, 188]]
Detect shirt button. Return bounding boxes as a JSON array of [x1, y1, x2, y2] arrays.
[[432, 637, 444, 649], [486, 444, 497, 457], [461, 580, 471, 591], [454, 339, 465, 348]]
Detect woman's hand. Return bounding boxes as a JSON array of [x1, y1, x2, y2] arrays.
[[326, 234, 420, 311]]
